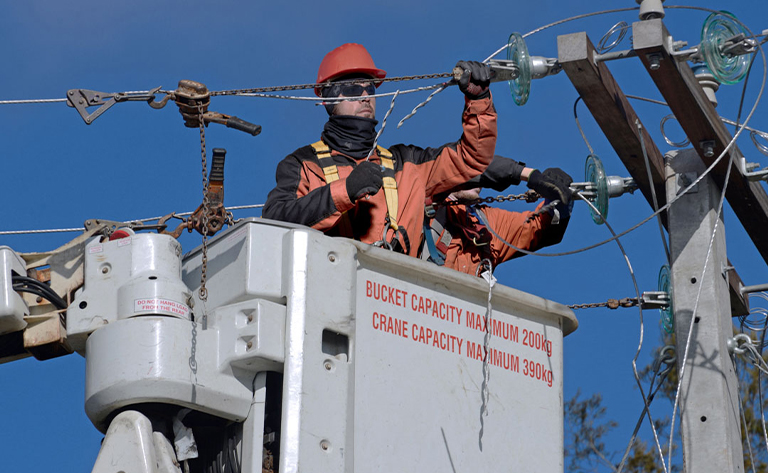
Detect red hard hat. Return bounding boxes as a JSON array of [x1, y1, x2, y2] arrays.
[[315, 43, 386, 96]]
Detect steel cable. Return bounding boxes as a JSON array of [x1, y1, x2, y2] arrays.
[[577, 193, 669, 473]]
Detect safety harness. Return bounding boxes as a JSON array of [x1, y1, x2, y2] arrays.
[[311, 140, 410, 253], [421, 199, 492, 266]]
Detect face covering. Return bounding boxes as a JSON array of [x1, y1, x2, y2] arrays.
[[321, 115, 379, 159]]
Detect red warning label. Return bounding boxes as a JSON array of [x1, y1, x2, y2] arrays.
[[134, 298, 189, 317]]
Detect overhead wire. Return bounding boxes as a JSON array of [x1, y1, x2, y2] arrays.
[[636, 119, 671, 264], [576, 193, 669, 473], [0, 204, 265, 236], [398, 6, 644, 128], [2, 5, 764, 267], [573, 89, 673, 470], [0, 6, 765, 471], [617, 346, 676, 473]]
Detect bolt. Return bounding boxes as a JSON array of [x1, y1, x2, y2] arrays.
[[324, 361, 333, 371], [36, 296, 43, 303], [320, 440, 330, 451], [700, 140, 716, 158], [247, 314, 253, 323], [648, 54, 662, 70], [246, 341, 253, 350], [328, 254, 337, 263], [102, 267, 109, 274]]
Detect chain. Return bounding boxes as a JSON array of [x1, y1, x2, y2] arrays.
[[197, 103, 210, 303], [435, 190, 540, 208], [209, 72, 454, 97], [189, 320, 198, 373], [568, 297, 638, 310]]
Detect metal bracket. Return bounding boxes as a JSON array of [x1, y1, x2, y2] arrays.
[[570, 175, 637, 200], [530, 56, 563, 79], [487, 56, 562, 83], [639, 291, 670, 310], [739, 156, 768, 182], [487, 60, 520, 82], [720, 33, 758, 57], [676, 171, 699, 195], [66, 87, 166, 124]]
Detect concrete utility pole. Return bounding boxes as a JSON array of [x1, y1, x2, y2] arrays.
[[665, 148, 743, 473]]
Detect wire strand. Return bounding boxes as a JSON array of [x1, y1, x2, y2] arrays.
[[576, 193, 668, 473], [0, 203, 264, 236]]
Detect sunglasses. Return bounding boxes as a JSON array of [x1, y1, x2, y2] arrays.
[[338, 82, 376, 97]]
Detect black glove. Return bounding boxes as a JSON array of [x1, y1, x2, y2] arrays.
[[455, 60, 491, 100], [346, 161, 383, 201], [527, 168, 573, 207]]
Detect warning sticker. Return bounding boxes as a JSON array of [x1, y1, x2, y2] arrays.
[[134, 298, 190, 317]]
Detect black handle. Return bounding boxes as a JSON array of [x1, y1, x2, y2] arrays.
[[226, 116, 262, 136], [210, 148, 226, 182]]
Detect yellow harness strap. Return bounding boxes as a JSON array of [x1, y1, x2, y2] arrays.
[[311, 141, 338, 181], [311, 140, 352, 235], [377, 146, 399, 231]]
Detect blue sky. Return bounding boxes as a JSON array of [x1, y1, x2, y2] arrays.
[[1, 1, 767, 471]]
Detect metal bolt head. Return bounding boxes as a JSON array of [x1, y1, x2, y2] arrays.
[[101, 267, 109, 274], [328, 254, 337, 263], [246, 341, 253, 350], [324, 361, 333, 371], [320, 440, 331, 451], [700, 140, 716, 158], [247, 314, 253, 323], [648, 54, 662, 70]]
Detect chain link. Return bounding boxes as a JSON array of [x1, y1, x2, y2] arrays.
[[568, 297, 638, 310], [197, 103, 210, 303], [209, 72, 454, 97], [434, 190, 541, 208]]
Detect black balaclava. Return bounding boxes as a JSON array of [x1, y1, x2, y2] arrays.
[[321, 115, 378, 159]]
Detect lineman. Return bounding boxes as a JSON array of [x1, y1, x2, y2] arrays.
[[421, 155, 573, 275], [263, 43, 497, 256]]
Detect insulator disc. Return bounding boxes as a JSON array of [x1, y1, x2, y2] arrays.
[[701, 11, 751, 85], [585, 154, 608, 225], [658, 265, 674, 334], [507, 32, 531, 106]]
